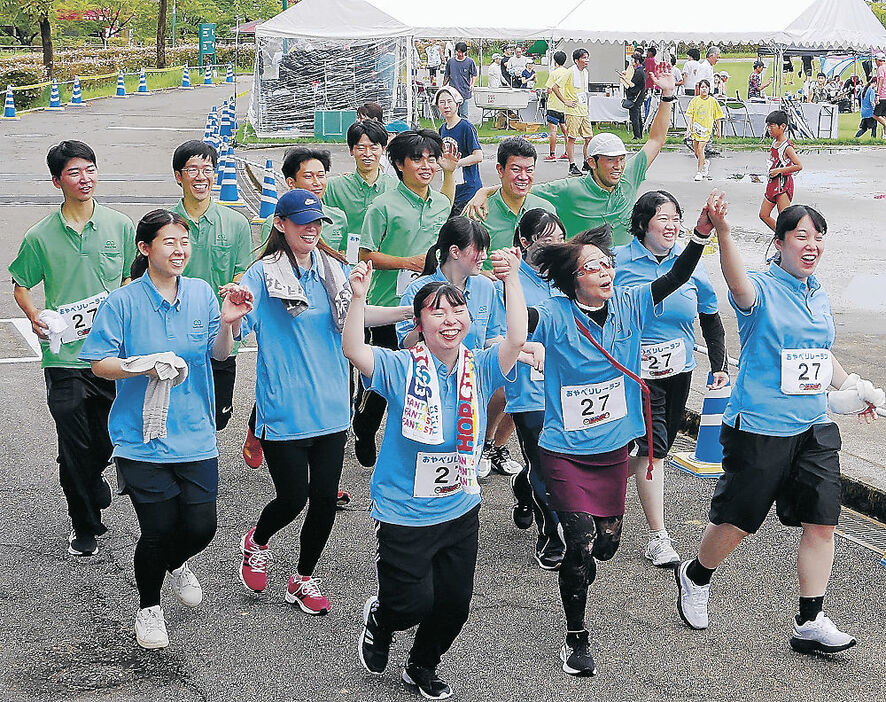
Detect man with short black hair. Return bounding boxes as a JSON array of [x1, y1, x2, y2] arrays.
[[443, 42, 477, 119], [550, 48, 593, 176], [10, 140, 136, 557]]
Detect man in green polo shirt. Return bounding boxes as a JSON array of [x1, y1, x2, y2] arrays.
[[353, 129, 453, 466], [258, 146, 349, 253], [171, 140, 252, 431], [323, 119, 398, 256], [9, 140, 136, 557], [467, 69, 676, 246]]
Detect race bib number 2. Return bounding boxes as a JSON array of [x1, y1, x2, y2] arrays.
[[780, 349, 832, 395], [414, 452, 461, 498], [641, 339, 686, 379], [56, 291, 108, 344], [561, 376, 627, 432]]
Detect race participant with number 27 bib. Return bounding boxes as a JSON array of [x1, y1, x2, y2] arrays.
[[614, 190, 728, 568], [528, 191, 723, 678], [345, 248, 526, 701], [676, 204, 885, 655], [9, 140, 136, 559]]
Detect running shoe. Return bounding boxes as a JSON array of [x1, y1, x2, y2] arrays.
[[135, 605, 169, 649], [476, 441, 494, 479], [491, 445, 523, 476], [510, 472, 534, 529], [534, 550, 564, 571], [285, 575, 330, 615], [543, 154, 557, 162], [68, 529, 98, 557], [336, 489, 351, 509], [568, 164, 583, 177], [359, 596, 393, 675], [355, 435, 377, 468], [645, 533, 681, 568], [558, 153, 570, 160], [675, 560, 710, 629], [170, 561, 202, 607], [560, 630, 597, 676], [790, 612, 857, 654], [242, 428, 263, 468], [402, 661, 453, 700], [581, 161, 591, 172], [239, 527, 272, 592], [693, 172, 703, 182]]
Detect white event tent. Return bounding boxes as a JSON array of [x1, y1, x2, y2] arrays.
[[250, 0, 886, 135]]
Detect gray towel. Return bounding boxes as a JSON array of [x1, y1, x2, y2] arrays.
[[120, 352, 188, 442]]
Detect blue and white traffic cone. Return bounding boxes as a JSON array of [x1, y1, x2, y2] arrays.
[[46, 79, 65, 111], [181, 65, 193, 89], [136, 67, 150, 94], [252, 160, 278, 223], [1, 85, 19, 120], [203, 64, 213, 86], [114, 70, 127, 97], [670, 374, 732, 478], [218, 102, 232, 140], [217, 147, 245, 207], [225, 62, 234, 83], [228, 100, 238, 132], [69, 76, 83, 105], [213, 137, 228, 192], [209, 107, 221, 149]]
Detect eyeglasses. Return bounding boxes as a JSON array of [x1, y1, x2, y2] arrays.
[[181, 166, 216, 177], [574, 257, 614, 276]]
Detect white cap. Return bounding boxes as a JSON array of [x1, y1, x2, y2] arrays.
[[876, 52, 886, 61], [588, 133, 627, 157], [434, 85, 463, 105], [719, 71, 730, 79]]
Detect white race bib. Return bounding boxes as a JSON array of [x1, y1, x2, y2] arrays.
[[641, 339, 686, 379], [530, 367, 544, 382], [345, 234, 361, 265], [396, 269, 422, 297], [414, 452, 462, 498], [561, 376, 627, 432], [780, 349, 833, 395], [56, 291, 108, 344]]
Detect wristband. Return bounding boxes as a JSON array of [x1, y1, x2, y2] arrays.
[[660, 94, 676, 102], [690, 228, 711, 246]]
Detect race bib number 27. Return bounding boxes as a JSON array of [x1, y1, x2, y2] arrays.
[[641, 339, 685, 379], [561, 376, 627, 432], [780, 349, 832, 395], [413, 452, 461, 498], [56, 291, 108, 344]]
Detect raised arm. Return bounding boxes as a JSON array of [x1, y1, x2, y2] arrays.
[[489, 247, 527, 375], [712, 191, 756, 311], [342, 261, 376, 377], [641, 65, 676, 167]]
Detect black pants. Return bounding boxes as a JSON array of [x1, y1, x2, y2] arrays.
[[44, 367, 115, 537], [375, 505, 480, 669], [512, 411, 563, 558], [352, 324, 397, 444], [131, 497, 217, 608], [211, 356, 236, 431], [628, 101, 644, 139], [253, 431, 346, 575]]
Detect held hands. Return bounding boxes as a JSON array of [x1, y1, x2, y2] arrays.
[[708, 371, 730, 390], [349, 260, 373, 299], [489, 247, 521, 282], [696, 189, 728, 237], [464, 191, 491, 221], [827, 373, 885, 423], [220, 284, 254, 325]]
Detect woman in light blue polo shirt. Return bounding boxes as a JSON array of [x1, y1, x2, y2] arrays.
[[234, 190, 410, 616], [81, 209, 243, 651], [529, 191, 723, 677], [614, 190, 728, 569], [676, 204, 885, 656], [345, 249, 526, 700]]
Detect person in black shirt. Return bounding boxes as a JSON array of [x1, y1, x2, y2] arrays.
[[624, 53, 646, 139]]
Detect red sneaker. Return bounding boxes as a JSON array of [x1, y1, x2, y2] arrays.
[[242, 428, 263, 468], [239, 527, 272, 592], [543, 154, 557, 162], [558, 153, 570, 160], [285, 575, 330, 615], [336, 489, 351, 509]]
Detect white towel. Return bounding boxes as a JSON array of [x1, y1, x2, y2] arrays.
[[120, 352, 188, 442], [37, 310, 69, 354]]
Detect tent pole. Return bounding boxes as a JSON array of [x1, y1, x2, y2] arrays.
[[407, 36, 414, 127]]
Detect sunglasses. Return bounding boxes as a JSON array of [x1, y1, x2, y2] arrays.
[[574, 256, 614, 276]]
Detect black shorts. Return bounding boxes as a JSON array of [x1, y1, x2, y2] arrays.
[[116, 457, 219, 505], [708, 421, 841, 534], [632, 370, 693, 459], [546, 109, 566, 125], [874, 100, 886, 117]]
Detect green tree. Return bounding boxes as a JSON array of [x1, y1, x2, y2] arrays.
[[3, 1, 57, 76], [0, 1, 41, 45]]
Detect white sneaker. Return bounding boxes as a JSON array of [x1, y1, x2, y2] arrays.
[[702, 163, 710, 178], [476, 443, 493, 479], [645, 533, 681, 568], [790, 612, 857, 654], [675, 560, 710, 629], [693, 172, 703, 182], [170, 561, 202, 607], [135, 605, 169, 649]]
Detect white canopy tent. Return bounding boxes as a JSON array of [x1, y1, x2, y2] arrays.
[[250, 0, 886, 135]]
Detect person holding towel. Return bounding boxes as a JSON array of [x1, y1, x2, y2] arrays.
[[80, 209, 248, 650]]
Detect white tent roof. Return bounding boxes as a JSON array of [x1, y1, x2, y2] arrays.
[[256, 0, 886, 50]]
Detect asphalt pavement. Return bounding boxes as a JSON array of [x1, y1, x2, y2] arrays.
[[0, 81, 884, 702]]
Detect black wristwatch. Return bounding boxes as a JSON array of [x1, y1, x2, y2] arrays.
[[660, 94, 677, 102]]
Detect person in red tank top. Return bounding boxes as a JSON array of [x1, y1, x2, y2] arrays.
[[759, 110, 803, 232]]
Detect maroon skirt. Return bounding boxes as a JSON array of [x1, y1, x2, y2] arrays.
[[539, 445, 630, 517]]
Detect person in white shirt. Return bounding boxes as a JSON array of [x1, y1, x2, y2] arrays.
[[426, 42, 443, 86], [508, 47, 530, 87], [487, 54, 506, 88], [682, 48, 701, 96], [695, 46, 719, 92]]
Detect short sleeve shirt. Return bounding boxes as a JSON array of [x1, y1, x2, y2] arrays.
[[481, 190, 556, 270], [364, 344, 511, 526], [685, 96, 723, 141], [359, 182, 452, 307], [8, 203, 136, 368], [562, 66, 589, 117], [443, 57, 478, 99], [78, 274, 220, 462], [439, 118, 483, 204], [533, 150, 648, 245], [324, 171, 398, 239], [748, 72, 763, 99], [877, 63, 886, 100], [546, 67, 569, 112]]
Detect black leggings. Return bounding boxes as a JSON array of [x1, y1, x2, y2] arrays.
[[131, 498, 217, 609], [557, 511, 624, 631], [253, 431, 346, 576]]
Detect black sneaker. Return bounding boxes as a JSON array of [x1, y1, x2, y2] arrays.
[[560, 630, 596, 676], [491, 445, 523, 476], [359, 596, 393, 675], [354, 436, 377, 468], [534, 550, 564, 571], [510, 473, 533, 529], [402, 662, 452, 700], [68, 529, 98, 557], [568, 164, 583, 177], [581, 161, 591, 172]]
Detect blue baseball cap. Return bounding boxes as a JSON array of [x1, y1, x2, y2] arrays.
[[275, 188, 332, 224]]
